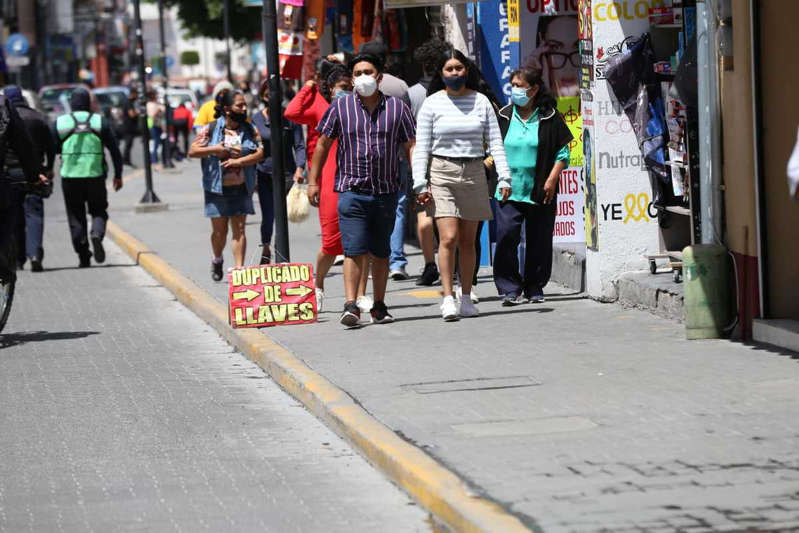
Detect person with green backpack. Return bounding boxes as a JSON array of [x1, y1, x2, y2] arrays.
[[53, 87, 123, 268]]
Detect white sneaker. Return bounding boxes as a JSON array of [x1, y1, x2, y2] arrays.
[[356, 295, 374, 313], [455, 285, 480, 304], [440, 295, 459, 321], [315, 288, 325, 312], [459, 297, 479, 318], [334, 254, 345, 265]]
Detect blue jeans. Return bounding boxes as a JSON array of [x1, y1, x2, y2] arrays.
[[23, 194, 44, 260], [256, 171, 274, 246], [150, 126, 162, 164], [389, 160, 409, 271]]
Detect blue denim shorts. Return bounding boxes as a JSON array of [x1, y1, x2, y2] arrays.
[[337, 191, 398, 258]]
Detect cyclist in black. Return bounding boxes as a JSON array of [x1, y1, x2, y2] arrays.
[[0, 92, 47, 281], [4, 86, 57, 272]]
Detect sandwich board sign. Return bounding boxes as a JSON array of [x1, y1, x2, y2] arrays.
[[228, 263, 318, 328]]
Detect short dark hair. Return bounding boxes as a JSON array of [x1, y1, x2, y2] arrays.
[[348, 53, 384, 74], [321, 64, 351, 102], [413, 38, 451, 76], [510, 66, 556, 109]]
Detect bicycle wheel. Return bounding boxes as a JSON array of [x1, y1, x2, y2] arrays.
[[0, 271, 15, 334]]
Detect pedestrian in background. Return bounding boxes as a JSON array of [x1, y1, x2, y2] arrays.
[[121, 85, 140, 167], [407, 38, 450, 287], [53, 88, 123, 268], [308, 53, 416, 327], [4, 85, 55, 272], [188, 90, 264, 281], [251, 78, 306, 265], [493, 67, 572, 305], [146, 89, 165, 165], [358, 40, 413, 282], [286, 61, 370, 312], [412, 48, 511, 321], [194, 80, 234, 130], [171, 101, 193, 158]]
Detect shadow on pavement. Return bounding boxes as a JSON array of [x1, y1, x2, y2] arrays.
[[0, 330, 100, 349], [41, 263, 137, 273], [745, 341, 799, 360], [396, 307, 555, 323]]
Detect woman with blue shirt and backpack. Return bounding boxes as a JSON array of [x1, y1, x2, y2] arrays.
[[188, 90, 264, 281], [493, 67, 572, 305]]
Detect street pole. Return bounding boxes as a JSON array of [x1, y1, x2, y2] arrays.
[[262, 0, 290, 262], [157, 0, 173, 168], [132, 0, 160, 206], [224, 0, 232, 83]]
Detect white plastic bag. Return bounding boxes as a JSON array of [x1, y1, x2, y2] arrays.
[[287, 184, 310, 223]]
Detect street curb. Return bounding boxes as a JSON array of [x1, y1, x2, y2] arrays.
[[106, 220, 536, 533]]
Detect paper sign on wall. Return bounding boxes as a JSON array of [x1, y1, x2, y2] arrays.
[[228, 263, 318, 328]]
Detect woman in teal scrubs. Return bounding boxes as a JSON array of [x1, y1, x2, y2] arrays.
[[493, 67, 573, 305]]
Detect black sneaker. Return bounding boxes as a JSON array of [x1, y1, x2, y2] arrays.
[[29, 257, 43, 272], [211, 260, 224, 281], [339, 301, 361, 328], [416, 262, 440, 286], [527, 287, 545, 303], [370, 301, 394, 324], [78, 251, 92, 268], [91, 235, 105, 264]]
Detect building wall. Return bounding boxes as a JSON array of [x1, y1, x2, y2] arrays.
[[720, 0, 759, 336], [585, 0, 661, 300]]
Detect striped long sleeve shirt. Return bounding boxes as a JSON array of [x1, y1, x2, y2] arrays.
[[316, 92, 415, 195], [411, 90, 511, 193]]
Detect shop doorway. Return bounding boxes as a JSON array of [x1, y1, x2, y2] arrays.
[[756, 1, 799, 321]]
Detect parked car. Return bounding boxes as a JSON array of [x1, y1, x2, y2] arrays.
[[92, 86, 130, 138], [38, 83, 91, 122], [156, 87, 199, 121]]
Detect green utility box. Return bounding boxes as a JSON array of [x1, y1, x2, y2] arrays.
[[683, 244, 733, 339]]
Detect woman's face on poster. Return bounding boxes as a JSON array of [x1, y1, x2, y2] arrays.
[[540, 16, 579, 97]]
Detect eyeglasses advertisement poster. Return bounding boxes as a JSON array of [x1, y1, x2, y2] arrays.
[[228, 263, 318, 328]]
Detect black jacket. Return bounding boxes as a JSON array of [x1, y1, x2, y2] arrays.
[[7, 104, 56, 175], [0, 95, 39, 183], [498, 102, 573, 204]]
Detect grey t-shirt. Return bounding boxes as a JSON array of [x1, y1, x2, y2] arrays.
[[379, 73, 410, 107], [408, 77, 431, 119]]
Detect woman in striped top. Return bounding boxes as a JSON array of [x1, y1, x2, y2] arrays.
[[412, 48, 512, 321]]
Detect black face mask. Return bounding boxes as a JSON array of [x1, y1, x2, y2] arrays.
[[229, 111, 247, 124], [442, 74, 467, 91]]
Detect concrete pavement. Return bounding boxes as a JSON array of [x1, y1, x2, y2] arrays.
[[0, 178, 431, 531], [107, 159, 799, 532]]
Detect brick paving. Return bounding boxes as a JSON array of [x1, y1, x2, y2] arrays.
[[0, 179, 429, 532], [107, 161, 799, 532]]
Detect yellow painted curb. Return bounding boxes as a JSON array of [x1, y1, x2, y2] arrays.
[[107, 219, 537, 533]]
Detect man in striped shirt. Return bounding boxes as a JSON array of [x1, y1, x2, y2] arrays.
[[307, 53, 416, 328]]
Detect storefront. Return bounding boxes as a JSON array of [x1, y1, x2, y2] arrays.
[[720, 1, 799, 346]]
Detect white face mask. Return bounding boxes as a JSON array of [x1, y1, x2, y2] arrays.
[[353, 74, 378, 97]]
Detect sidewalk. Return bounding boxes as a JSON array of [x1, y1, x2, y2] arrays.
[[110, 162, 799, 532]]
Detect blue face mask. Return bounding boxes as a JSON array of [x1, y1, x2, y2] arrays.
[[333, 88, 352, 100], [511, 87, 531, 107], [442, 74, 467, 91]]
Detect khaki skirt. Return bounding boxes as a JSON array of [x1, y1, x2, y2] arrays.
[[427, 156, 493, 221]]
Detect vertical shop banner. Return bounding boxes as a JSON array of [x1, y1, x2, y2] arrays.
[[228, 264, 318, 328], [578, 0, 597, 249], [508, 0, 521, 43], [477, 0, 517, 103]]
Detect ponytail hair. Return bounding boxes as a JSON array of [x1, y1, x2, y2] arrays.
[[213, 89, 243, 119]]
